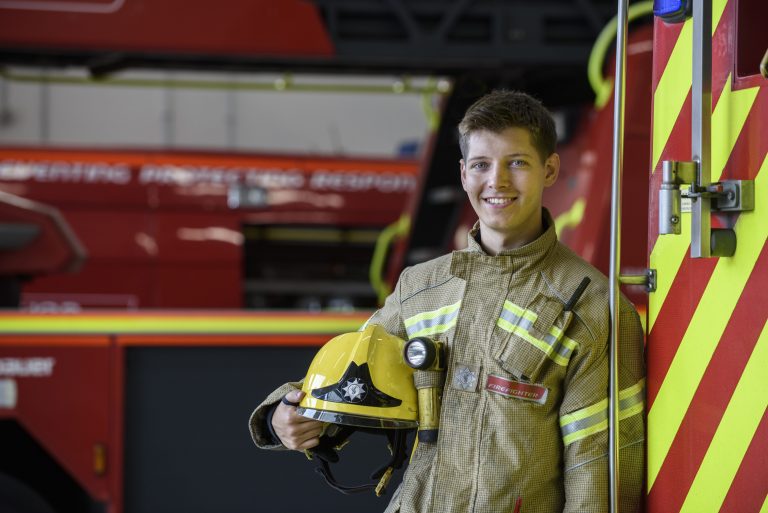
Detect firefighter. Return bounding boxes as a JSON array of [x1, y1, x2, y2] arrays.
[[250, 90, 646, 513]]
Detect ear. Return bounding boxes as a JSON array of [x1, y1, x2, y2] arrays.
[[543, 153, 560, 187], [460, 159, 468, 191]]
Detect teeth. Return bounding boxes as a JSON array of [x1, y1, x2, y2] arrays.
[[485, 197, 513, 205]]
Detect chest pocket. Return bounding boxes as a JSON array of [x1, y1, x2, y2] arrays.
[[494, 292, 577, 384]]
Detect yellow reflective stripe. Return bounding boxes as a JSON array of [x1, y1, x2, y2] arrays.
[[761, 493, 768, 513], [560, 379, 645, 446], [679, 320, 768, 513], [549, 325, 580, 352], [649, 76, 759, 332], [403, 301, 461, 328], [496, 317, 569, 366], [0, 314, 369, 334], [651, 0, 728, 173], [503, 300, 537, 324], [563, 419, 609, 446], [404, 301, 461, 338], [408, 321, 458, 338], [561, 398, 608, 425], [620, 377, 645, 400], [648, 158, 768, 489], [619, 377, 646, 420], [497, 301, 578, 366]]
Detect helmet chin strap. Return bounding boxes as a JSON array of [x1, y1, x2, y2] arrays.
[[306, 427, 411, 496]]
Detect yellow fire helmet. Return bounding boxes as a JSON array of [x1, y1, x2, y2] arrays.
[[297, 323, 418, 429], [295, 324, 418, 496]]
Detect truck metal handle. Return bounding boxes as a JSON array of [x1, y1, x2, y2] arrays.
[[607, 0, 629, 510]]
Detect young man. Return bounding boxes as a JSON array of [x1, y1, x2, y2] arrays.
[[250, 90, 646, 513]]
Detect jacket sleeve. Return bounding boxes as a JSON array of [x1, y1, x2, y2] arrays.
[[361, 268, 408, 340], [559, 297, 646, 513]]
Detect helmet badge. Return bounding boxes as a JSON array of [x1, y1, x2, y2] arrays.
[[311, 361, 402, 407], [341, 378, 367, 403]]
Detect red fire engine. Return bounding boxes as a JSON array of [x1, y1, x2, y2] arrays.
[[0, 149, 419, 311], [0, 0, 766, 512]]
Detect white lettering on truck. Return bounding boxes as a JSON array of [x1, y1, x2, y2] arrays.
[[0, 357, 56, 377]]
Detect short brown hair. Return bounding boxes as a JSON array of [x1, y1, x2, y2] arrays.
[[457, 90, 557, 162]]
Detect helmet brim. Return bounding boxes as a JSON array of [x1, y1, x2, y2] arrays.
[[298, 407, 418, 429]]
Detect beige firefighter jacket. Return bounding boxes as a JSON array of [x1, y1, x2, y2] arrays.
[[250, 212, 645, 513]]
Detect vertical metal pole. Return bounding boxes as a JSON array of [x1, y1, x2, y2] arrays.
[[691, 0, 712, 258], [608, 0, 629, 510]]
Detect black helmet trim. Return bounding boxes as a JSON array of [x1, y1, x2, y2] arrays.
[[311, 361, 403, 408], [298, 407, 418, 429]]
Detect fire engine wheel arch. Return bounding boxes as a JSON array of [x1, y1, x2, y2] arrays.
[[0, 420, 98, 513]]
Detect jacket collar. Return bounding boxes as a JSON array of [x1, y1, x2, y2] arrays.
[[450, 209, 557, 277]]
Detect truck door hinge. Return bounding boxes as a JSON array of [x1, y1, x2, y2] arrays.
[[619, 268, 657, 293]]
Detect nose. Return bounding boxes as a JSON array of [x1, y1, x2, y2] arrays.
[[488, 164, 510, 190]]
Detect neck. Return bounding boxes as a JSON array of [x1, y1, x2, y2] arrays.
[[477, 219, 545, 255]]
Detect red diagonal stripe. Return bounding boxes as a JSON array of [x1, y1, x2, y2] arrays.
[[719, 409, 768, 513], [647, 255, 716, 408], [711, 0, 734, 108], [719, 87, 768, 183], [647, 85, 766, 407], [651, 17, 686, 93], [647, 241, 768, 511], [648, 89, 692, 248]]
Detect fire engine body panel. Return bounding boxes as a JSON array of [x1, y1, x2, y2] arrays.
[[646, 0, 767, 511], [0, 312, 421, 513], [0, 149, 419, 310]]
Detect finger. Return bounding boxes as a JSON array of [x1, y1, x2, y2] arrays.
[[291, 424, 323, 437], [296, 437, 320, 450]]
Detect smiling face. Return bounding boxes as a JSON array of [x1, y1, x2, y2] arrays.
[[460, 126, 559, 254]]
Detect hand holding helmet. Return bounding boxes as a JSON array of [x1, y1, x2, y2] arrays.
[[290, 324, 420, 496], [271, 389, 324, 451]]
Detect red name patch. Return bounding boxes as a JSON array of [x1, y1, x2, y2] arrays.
[[485, 374, 548, 405]]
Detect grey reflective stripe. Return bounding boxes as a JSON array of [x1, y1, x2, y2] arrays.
[[561, 406, 608, 439], [620, 387, 643, 411], [560, 379, 645, 446], [405, 307, 460, 338], [498, 303, 575, 362]]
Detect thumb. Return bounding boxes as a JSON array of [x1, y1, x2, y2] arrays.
[[285, 389, 306, 403]]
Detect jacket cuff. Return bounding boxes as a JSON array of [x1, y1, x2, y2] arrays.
[[248, 381, 301, 449], [265, 403, 283, 446]]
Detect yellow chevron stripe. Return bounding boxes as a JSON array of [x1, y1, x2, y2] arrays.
[[652, 19, 692, 172], [651, 0, 728, 173], [712, 75, 759, 178], [679, 319, 768, 513], [648, 159, 768, 489], [0, 314, 369, 334], [649, 75, 759, 332], [649, 211, 691, 333], [761, 493, 768, 513]]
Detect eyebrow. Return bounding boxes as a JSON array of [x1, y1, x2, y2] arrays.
[[467, 152, 533, 161]]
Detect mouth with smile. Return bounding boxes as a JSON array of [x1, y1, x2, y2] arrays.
[[483, 196, 516, 206]]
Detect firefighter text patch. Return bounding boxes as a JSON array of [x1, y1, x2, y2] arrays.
[[485, 374, 548, 405]]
